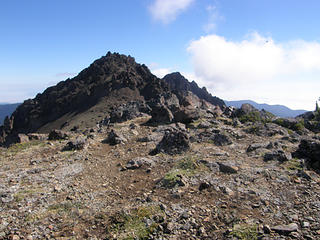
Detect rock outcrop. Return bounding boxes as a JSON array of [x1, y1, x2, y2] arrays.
[[295, 138, 320, 171], [163, 72, 225, 108]]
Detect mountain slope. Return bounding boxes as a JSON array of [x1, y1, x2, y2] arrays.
[[225, 99, 307, 118], [0, 103, 20, 125]]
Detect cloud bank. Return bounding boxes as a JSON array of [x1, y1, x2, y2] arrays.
[[187, 33, 320, 110], [149, 0, 194, 24]]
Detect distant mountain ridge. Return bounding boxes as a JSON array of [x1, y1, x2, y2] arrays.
[[0, 103, 20, 125], [225, 100, 307, 118]]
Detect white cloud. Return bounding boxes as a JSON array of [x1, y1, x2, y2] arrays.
[[203, 5, 223, 33], [187, 33, 320, 110], [149, 0, 194, 24]]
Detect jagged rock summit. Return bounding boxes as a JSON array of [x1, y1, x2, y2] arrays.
[[163, 72, 225, 108], [0, 52, 225, 146]]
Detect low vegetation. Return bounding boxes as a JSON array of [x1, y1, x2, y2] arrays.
[[7, 140, 47, 154], [239, 111, 274, 124], [162, 155, 207, 188], [229, 224, 259, 240], [107, 205, 165, 240]]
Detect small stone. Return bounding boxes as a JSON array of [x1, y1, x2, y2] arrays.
[[180, 211, 190, 219], [293, 178, 301, 184], [11, 235, 20, 240], [218, 162, 238, 174], [289, 214, 299, 221], [199, 182, 210, 191], [164, 222, 175, 233], [26, 235, 33, 240], [198, 227, 206, 235], [302, 222, 310, 228], [272, 223, 299, 234], [252, 203, 260, 209], [263, 225, 271, 234], [54, 185, 62, 192], [220, 186, 234, 196], [289, 232, 300, 239], [303, 235, 314, 240]]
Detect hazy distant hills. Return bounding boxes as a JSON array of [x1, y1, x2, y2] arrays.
[[0, 103, 20, 125], [225, 100, 307, 118]]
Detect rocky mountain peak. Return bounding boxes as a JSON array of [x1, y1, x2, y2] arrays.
[[163, 72, 225, 108], [0, 53, 226, 146]]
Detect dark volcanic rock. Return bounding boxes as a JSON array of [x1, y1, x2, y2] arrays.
[[149, 104, 174, 124], [109, 101, 151, 123], [295, 138, 320, 171], [103, 129, 127, 146], [234, 103, 275, 123], [163, 72, 225, 108], [247, 143, 269, 152], [151, 129, 190, 155], [245, 123, 288, 137], [48, 130, 69, 140], [264, 150, 292, 162], [212, 133, 233, 146], [27, 133, 48, 141], [126, 157, 155, 170], [62, 137, 87, 151], [173, 107, 200, 124]]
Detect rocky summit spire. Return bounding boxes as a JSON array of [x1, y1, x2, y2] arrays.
[[163, 72, 225, 108]]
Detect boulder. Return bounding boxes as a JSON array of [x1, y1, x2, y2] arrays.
[[173, 107, 200, 124], [218, 162, 238, 174], [234, 104, 275, 123], [48, 130, 69, 140], [295, 138, 320, 170], [264, 150, 292, 162], [247, 143, 269, 152], [27, 133, 48, 141], [245, 123, 288, 137], [149, 105, 174, 124], [151, 129, 190, 155], [271, 223, 299, 234], [103, 129, 127, 146], [17, 134, 29, 143], [62, 137, 87, 151], [212, 133, 232, 146], [126, 157, 155, 170], [109, 101, 151, 123]]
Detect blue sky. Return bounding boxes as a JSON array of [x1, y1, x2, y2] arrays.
[[1, 0, 320, 110]]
